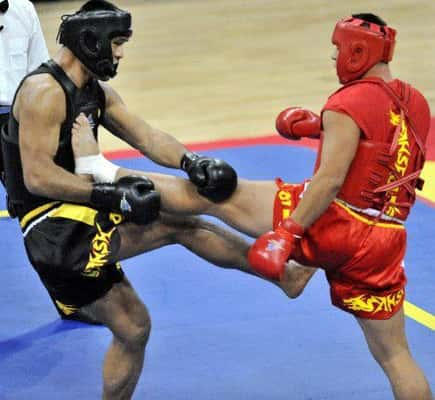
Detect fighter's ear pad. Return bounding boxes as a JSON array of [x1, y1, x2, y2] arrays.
[[80, 29, 101, 58], [346, 41, 369, 73]]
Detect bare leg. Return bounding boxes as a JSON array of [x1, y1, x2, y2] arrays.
[[117, 213, 251, 273], [356, 307, 433, 400], [115, 213, 314, 298], [82, 278, 151, 400], [129, 172, 278, 238]]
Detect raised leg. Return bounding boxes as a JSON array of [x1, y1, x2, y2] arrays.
[[116, 213, 314, 298], [123, 170, 278, 238], [116, 213, 251, 272]]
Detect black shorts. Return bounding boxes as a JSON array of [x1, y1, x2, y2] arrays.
[[22, 202, 125, 316]]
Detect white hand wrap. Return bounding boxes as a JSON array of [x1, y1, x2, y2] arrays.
[[75, 154, 120, 183]]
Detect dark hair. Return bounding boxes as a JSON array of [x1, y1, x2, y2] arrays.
[[79, 0, 119, 13], [352, 13, 387, 26]]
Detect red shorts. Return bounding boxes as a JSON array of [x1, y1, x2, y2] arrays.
[[273, 179, 407, 320]]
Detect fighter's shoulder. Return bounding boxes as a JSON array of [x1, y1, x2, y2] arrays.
[[18, 74, 66, 121], [324, 82, 379, 112], [98, 81, 124, 107], [408, 83, 430, 110], [330, 81, 380, 101], [406, 83, 431, 127]]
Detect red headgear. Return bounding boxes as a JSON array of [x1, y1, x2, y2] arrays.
[[332, 16, 396, 84]]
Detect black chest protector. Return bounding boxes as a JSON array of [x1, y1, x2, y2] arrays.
[[1, 60, 105, 219]]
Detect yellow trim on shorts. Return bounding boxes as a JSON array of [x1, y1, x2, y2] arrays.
[[49, 203, 97, 226], [55, 300, 78, 316], [0, 209, 9, 218], [20, 201, 61, 229], [333, 200, 404, 229]]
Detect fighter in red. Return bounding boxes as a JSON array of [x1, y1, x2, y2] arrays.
[[249, 13, 432, 400]]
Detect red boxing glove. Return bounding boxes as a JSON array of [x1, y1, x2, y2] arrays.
[[276, 107, 321, 140], [248, 218, 304, 280]]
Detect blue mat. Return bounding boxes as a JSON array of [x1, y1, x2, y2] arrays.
[[0, 145, 433, 399]]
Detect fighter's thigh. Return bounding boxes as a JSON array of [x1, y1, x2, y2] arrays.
[[208, 179, 277, 237], [115, 216, 176, 261], [356, 307, 409, 362], [151, 175, 278, 238], [121, 170, 277, 237], [121, 169, 277, 237], [115, 213, 204, 260]]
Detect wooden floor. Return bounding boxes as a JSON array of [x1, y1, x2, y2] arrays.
[[35, 0, 435, 151]]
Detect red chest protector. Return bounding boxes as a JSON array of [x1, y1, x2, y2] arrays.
[[318, 78, 429, 221]]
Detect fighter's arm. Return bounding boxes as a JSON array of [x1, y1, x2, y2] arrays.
[[99, 82, 238, 202], [17, 75, 93, 202], [17, 79, 160, 224], [289, 110, 360, 228], [100, 82, 187, 168]]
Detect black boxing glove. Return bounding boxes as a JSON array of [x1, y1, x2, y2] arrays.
[[90, 175, 161, 225], [181, 152, 238, 202]]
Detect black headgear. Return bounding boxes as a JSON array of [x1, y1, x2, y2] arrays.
[[57, 0, 132, 81]]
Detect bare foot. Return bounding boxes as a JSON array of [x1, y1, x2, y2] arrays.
[[279, 261, 317, 299], [71, 113, 100, 158]]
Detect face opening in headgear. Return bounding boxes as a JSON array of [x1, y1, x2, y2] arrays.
[[57, 0, 132, 81], [332, 15, 396, 84]]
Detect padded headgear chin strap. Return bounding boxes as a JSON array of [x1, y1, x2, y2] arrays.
[[332, 16, 396, 84], [57, 2, 132, 81]]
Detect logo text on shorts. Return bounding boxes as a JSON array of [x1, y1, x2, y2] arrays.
[[55, 300, 78, 316], [83, 222, 116, 276], [342, 289, 404, 314], [278, 189, 293, 220]]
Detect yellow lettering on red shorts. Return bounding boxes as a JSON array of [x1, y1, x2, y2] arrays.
[[343, 289, 404, 314], [277, 188, 293, 220]]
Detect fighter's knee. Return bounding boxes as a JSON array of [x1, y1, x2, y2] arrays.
[[120, 308, 152, 349], [134, 308, 152, 345], [128, 323, 151, 348]]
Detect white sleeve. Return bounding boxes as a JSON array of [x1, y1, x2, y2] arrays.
[[27, 2, 50, 72]]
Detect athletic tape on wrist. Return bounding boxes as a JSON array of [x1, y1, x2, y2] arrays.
[[75, 154, 120, 183]]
